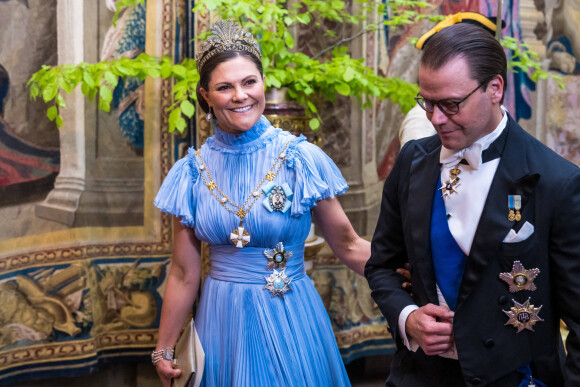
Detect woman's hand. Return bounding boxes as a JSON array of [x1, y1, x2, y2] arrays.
[[155, 359, 181, 387], [396, 263, 412, 295]]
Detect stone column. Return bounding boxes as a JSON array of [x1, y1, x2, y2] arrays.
[[35, 0, 86, 226], [36, 0, 145, 227], [338, 5, 382, 236], [296, 5, 382, 236]]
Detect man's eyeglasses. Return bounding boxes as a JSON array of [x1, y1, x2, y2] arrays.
[[415, 82, 485, 116]]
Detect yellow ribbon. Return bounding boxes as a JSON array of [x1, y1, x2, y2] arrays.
[[415, 12, 499, 50]]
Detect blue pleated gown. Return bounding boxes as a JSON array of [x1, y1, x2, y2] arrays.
[[154, 116, 351, 386]]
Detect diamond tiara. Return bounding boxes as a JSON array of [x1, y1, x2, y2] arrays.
[[195, 20, 262, 73]]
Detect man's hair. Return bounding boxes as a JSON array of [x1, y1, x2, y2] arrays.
[[421, 23, 507, 103]]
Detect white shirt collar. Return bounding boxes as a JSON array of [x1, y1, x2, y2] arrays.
[[440, 107, 508, 168]]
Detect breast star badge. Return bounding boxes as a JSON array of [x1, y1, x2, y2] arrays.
[[263, 242, 293, 270], [499, 260, 540, 293], [264, 269, 292, 298], [503, 298, 543, 333]]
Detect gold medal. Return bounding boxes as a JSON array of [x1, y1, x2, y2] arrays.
[[440, 163, 461, 198], [499, 260, 540, 292], [503, 298, 543, 333], [508, 195, 522, 221]]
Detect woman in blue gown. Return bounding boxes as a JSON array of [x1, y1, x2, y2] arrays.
[[152, 20, 370, 387]]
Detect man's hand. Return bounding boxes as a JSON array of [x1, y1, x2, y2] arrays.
[[406, 303, 455, 356], [155, 359, 182, 387]]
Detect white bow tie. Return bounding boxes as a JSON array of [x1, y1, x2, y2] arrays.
[[440, 143, 484, 170]]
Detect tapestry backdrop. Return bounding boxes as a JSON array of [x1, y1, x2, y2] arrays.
[[0, 0, 59, 195], [1, 0, 579, 384], [376, 0, 580, 179], [0, 0, 181, 384]]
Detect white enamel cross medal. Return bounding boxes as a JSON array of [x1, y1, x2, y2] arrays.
[[230, 223, 250, 248]]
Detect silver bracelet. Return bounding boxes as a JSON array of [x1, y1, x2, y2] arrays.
[[151, 348, 174, 365]]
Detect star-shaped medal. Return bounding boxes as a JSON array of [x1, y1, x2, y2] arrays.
[[499, 261, 540, 293], [503, 298, 543, 333], [264, 269, 292, 298], [263, 242, 293, 270]]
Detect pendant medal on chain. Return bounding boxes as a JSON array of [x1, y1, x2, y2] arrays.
[[195, 139, 292, 248]]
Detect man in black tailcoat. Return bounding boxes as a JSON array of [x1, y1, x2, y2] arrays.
[[365, 21, 580, 386]]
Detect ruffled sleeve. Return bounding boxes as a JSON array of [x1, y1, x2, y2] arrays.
[[288, 137, 348, 215], [153, 148, 199, 227]]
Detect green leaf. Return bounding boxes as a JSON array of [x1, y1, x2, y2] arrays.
[[176, 117, 187, 133], [172, 65, 186, 77], [343, 67, 355, 82], [331, 0, 345, 10], [147, 68, 161, 79], [115, 64, 131, 76], [81, 82, 91, 97], [30, 83, 40, 99], [99, 85, 113, 105], [42, 84, 58, 102], [56, 94, 66, 108], [284, 32, 294, 49], [47, 106, 58, 121], [161, 62, 173, 78], [104, 71, 118, 88], [269, 76, 282, 88], [335, 82, 351, 96], [83, 72, 95, 88], [180, 100, 195, 118], [309, 118, 320, 130], [168, 108, 181, 132], [296, 14, 311, 24], [99, 99, 111, 112], [55, 115, 64, 127]]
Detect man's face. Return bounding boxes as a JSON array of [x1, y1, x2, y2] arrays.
[[418, 57, 503, 151]]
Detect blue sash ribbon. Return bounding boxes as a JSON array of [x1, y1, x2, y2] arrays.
[[430, 180, 467, 311], [517, 364, 547, 387]]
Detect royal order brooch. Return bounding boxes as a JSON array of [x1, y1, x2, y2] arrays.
[[499, 261, 540, 293], [262, 182, 293, 213], [264, 269, 292, 298], [263, 242, 293, 270], [503, 298, 543, 333]]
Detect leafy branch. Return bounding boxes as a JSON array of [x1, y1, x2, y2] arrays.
[[28, 54, 200, 133], [501, 36, 564, 88], [383, 0, 442, 27], [29, 0, 560, 133], [111, 0, 146, 25], [30, 0, 422, 132]]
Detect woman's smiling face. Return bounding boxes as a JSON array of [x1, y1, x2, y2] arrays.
[[200, 55, 266, 134]]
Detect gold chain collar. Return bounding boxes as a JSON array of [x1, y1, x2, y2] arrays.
[[194, 138, 292, 247]]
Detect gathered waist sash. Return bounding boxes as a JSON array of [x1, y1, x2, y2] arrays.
[[209, 243, 306, 284]]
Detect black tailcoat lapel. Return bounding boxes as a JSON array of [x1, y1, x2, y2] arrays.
[[457, 115, 540, 308], [407, 138, 442, 305]]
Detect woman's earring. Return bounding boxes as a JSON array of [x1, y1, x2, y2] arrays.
[[205, 112, 212, 122]]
